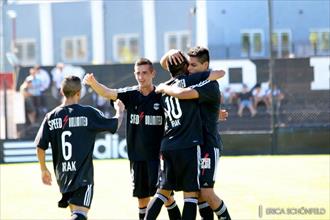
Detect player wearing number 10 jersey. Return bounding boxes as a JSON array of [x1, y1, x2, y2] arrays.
[[35, 76, 124, 220], [145, 54, 225, 220]]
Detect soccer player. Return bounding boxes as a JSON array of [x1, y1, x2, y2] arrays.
[[145, 55, 225, 220], [82, 58, 181, 220], [159, 47, 231, 220], [35, 75, 124, 220]]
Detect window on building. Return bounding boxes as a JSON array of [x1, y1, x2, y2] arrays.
[[309, 30, 330, 55], [229, 68, 242, 83], [241, 30, 264, 57], [113, 34, 139, 63], [165, 31, 190, 54], [272, 30, 292, 58], [62, 36, 87, 62], [15, 39, 36, 66]]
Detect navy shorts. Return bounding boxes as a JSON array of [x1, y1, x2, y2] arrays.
[[200, 145, 220, 188], [130, 160, 160, 198], [58, 184, 94, 209], [158, 146, 201, 192]]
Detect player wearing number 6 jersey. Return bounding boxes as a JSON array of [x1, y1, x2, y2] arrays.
[[35, 76, 124, 220]]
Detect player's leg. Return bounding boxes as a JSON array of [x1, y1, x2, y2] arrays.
[[69, 205, 89, 220], [130, 161, 151, 220], [138, 197, 150, 220], [182, 191, 199, 220], [147, 160, 181, 220], [164, 193, 181, 220], [181, 146, 201, 220], [199, 147, 231, 220], [198, 197, 214, 220], [145, 151, 175, 220], [68, 184, 93, 220], [145, 189, 172, 220]]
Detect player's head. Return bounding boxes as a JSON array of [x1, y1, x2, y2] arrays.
[[61, 75, 82, 98], [134, 58, 155, 88], [167, 53, 189, 78], [187, 46, 210, 73]]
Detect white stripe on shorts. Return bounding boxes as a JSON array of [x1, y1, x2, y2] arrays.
[[84, 184, 92, 207], [213, 148, 220, 181], [196, 145, 201, 189]]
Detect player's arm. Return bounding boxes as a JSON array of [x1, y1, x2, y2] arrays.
[[36, 147, 52, 185], [83, 73, 118, 100], [35, 116, 52, 186], [113, 99, 125, 130], [160, 49, 185, 70], [207, 70, 225, 81], [156, 84, 199, 99]]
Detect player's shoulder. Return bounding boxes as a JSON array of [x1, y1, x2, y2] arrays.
[[117, 85, 139, 94]]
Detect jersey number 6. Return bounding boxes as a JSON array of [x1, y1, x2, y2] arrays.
[[61, 131, 72, 161]]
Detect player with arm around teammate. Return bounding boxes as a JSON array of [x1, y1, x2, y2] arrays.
[[145, 55, 225, 220], [35, 75, 124, 220], [158, 47, 231, 220], [83, 58, 182, 220]]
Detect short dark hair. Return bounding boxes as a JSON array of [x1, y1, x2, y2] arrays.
[[167, 54, 188, 77], [61, 75, 81, 97], [187, 46, 210, 64], [135, 58, 154, 71]]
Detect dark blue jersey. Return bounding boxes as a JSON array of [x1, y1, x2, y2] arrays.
[[35, 104, 118, 193], [192, 80, 223, 151], [117, 86, 164, 161], [161, 71, 210, 151]]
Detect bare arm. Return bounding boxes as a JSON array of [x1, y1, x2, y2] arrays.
[[207, 70, 225, 81], [36, 147, 52, 185], [113, 99, 125, 130], [156, 83, 199, 99], [160, 49, 185, 70], [83, 73, 118, 100]]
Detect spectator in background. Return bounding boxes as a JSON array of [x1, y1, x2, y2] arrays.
[[34, 65, 51, 113], [265, 83, 285, 114], [20, 68, 42, 124], [20, 77, 36, 124], [252, 83, 267, 111], [237, 84, 256, 117], [221, 86, 234, 107], [51, 62, 65, 102], [92, 92, 111, 117]]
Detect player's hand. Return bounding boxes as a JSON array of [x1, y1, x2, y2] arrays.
[[41, 169, 52, 185], [155, 83, 166, 93], [82, 73, 96, 86], [114, 99, 125, 113], [219, 109, 228, 121], [168, 50, 185, 65]]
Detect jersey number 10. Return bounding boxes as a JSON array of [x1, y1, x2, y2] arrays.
[[164, 96, 182, 121]]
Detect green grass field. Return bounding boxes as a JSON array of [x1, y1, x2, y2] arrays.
[[1, 155, 329, 220]]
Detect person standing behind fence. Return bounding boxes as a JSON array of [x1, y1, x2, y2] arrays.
[[51, 62, 65, 103], [34, 65, 51, 113], [35, 75, 124, 220], [20, 76, 37, 124], [237, 84, 256, 117]]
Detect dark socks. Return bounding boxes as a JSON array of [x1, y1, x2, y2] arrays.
[[214, 201, 231, 220], [145, 193, 168, 220], [166, 201, 181, 220], [139, 206, 147, 220], [198, 201, 214, 220], [182, 197, 198, 220]]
